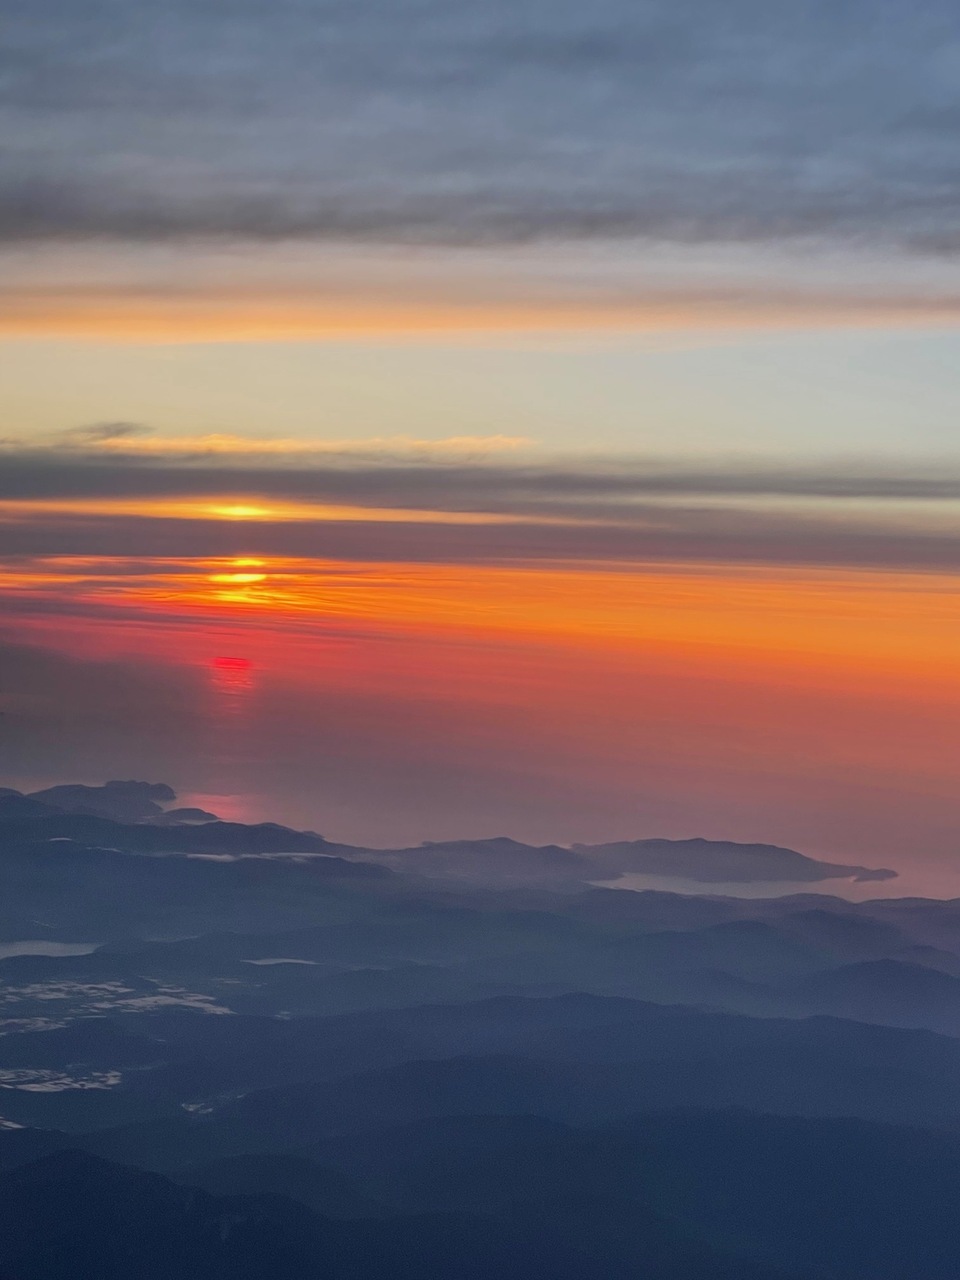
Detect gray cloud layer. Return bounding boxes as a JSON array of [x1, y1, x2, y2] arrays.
[[2, 509, 959, 574], [2, 450, 960, 573], [3, 0, 960, 253], [4, 451, 960, 506]]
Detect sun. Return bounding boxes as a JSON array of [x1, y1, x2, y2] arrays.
[[209, 503, 272, 521]]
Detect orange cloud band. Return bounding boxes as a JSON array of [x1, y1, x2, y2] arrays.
[[4, 553, 960, 699], [5, 291, 960, 342]]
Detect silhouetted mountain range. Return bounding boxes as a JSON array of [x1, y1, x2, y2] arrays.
[[0, 781, 897, 887], [2, 777, 958, 1280]]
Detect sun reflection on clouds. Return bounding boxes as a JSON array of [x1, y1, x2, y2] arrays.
[[209, 556, 268, 587], [206, 558, 271, 605], [4, 551, 960, 701], [210, 654, 255, 696], [199, 655, 257, 822]]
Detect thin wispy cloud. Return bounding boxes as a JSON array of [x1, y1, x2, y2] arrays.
[[49, 428, 531, 461]]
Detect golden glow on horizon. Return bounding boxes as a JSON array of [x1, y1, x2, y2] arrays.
[[5, 549, 960, 851], [3, 553, 960, 697], [5, 550, 960, 873], [5, 292, 960, 342]]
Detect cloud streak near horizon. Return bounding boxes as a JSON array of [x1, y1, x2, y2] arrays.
[[0, 442, 959, 575], [7, 440, 960, 501]]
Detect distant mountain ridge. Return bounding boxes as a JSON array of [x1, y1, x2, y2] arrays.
[[0, 780, 897, 886], [337, 833, 897, 885], [0, 791, 339, 858], [27, 782, 178, 824], [574, 837, 897, 883]]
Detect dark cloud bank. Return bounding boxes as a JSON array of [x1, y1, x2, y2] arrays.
[[7, 450, 960, 504], [2, 0, 960, 256]]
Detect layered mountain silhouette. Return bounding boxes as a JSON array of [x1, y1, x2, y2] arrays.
[[2, 777, 955, 1280], [0, 781, 896, 886]]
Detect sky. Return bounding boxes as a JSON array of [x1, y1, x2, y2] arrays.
[[2, 0, 960, 887]]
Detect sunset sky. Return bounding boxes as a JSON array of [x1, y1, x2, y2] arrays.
[[3, 0, 960, 887]]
